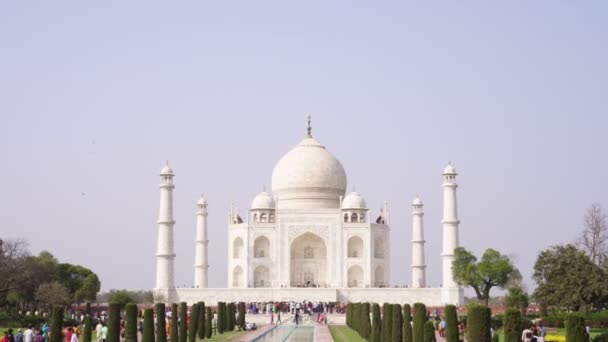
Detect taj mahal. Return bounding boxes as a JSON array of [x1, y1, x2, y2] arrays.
[[153, 121, 464, 306]]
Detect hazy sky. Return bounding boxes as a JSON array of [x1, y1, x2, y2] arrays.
[[1, 2, 607, 294]]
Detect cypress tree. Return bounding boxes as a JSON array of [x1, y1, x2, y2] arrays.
[[346, 303, 352, 328], [205, 307, 212, 339], [170, 304, 179, 342], [382, 304, 393, 342], [229, 303, 236, 331], [197, 302, 205, 339], [404, 304, 413, 342], [155, 303, 167, 342], [391, 304, 403, 342], [413, 303, 427, 342], [444, 305, 458, 342], [424, 320, 437, 342], [361, 303, 371, 339], [85, 303, 91, 315], [108, 303, 121, 342], [224, 303, 232, 332], [50, 306, 64, 342], [83, 315, 92, 342], [125, 303, 138, 342], [353, 303, 360, 334], [143, 308, 155, 342], [503, 309, 522, 342], [371, 303, 381, 342], [188, 303, 200, 341], [236, 302, 246, 330], [178, 303, 187, 342], [467, 304, 491, 342], [216, 302, 226, 334], [566, 314, 587, 342]]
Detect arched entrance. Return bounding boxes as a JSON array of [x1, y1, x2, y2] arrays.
[[232, 266, 243, 288], [290, 232, 327, 287], [348, 265, 364, 288], [254, 265, 270, 288]]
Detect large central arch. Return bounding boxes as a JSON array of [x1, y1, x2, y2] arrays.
[[290, 232, 327, 287]]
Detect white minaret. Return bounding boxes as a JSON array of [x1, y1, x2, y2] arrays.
[[441, 162, 461, 303], [411, 196, 426, 288], [194, 195, 209, 288], [155, 163, 176, 292]]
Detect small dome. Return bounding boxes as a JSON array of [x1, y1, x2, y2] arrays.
[[197, 196, 207, 206], [342, 192, 367, 209], [251, 191, 275, 210], [443, 163, 457, 175], [160, 164, 174, 175], [412, 196, 423, 206]]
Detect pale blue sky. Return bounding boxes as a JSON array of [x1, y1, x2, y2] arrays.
[[1, 2, 607, 293]]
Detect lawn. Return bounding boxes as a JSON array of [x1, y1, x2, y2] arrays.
[[329, 325, 367, 342], [204, 330, 248, 341]]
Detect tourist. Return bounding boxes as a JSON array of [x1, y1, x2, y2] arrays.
[[15, 330, 23, 342], [2, 331, 10, 342], [100, 324, 108, 342], [64, 327, 71, 342], [276, 310, 281, 325], [458, 321, 465, 342], [440, 318, 446, 337], [34, 330, 43, 342], [521, 325, 533, 342], [69, 329, 78, 342], [7, 330, 14, 342], [41, 324, 48, 342], [95, 322, 102, 342]]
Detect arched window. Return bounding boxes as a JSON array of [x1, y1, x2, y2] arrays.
[[344, 213, 349, 223], [233, 237, 243, 259], [269, 213, 275, 223], [359, 213, 365, 222], [254, 236, 270, 258], [233, 266, 243, 287], [304, 246, 314, 259], [253, 213, 258, 222], [374, 238, 385, 258], [351, 213, 358, 222], [347, 236, 364, 258], [260, 213, 267, 223]]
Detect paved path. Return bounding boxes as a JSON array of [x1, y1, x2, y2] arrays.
[[314, 324, 333, 342], [232, 324, 274, 342]]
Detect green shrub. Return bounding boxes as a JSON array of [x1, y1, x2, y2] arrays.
[[108, 303, 121, 342], [566, 314, 587, 342], [424, 320, 437, 342], [445, 305, 458, 342], [155, 303, 167, 342], [225, 303, 233, 332], [143, 309, 155, 342], [361, 302, 371, 339], [125, 303, 138, 342], [170, 303, 178, 342], [83, 315, 92, 342], [205, 308, 212, 339], [216, 302, 224, 334], [413, 303, 427, 342], [50, 306, 64, 342], [467, 304, 491, 342], [354, 303, 361, 335], [178, 303, 187, 342], [404, 304, 413, 342], [593, 333, 608, 342], [492, 332, 499, 342], [392, 304, 403, 342], [371, 303, 381, 342], [189, 303, 200, 340], [236, 302, 246, 330], [197, 302, 205, 339], [382, 304, 394, 342], [504, 309, 522, 342]]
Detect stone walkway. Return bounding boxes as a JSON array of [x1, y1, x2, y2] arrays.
[[313, 324, 333, 341], [232, 324, 275, 342]]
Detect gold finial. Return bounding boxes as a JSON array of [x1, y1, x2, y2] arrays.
[[307, 114, 312, 137]]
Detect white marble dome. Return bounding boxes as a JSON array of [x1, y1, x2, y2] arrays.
[[271, 136, 347, 209], [443, 163, 457, 175], [342, 192, 367, 209], [251, 191, 275, 210], [160, 164, 174, 175]]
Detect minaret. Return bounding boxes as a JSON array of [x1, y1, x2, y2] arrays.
[[155, 163, 176, 293], [441, 163, 460, 302], [411, 196, 426, 288], [194, 196, 209, 288]]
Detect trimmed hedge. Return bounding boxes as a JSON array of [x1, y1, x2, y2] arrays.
[[404, 304, 413, 342], [504, 309, 522, 342], [237, 302, 246, 330], [205, 307, 213, 339], [178, 303, 187, 342], [50, 306, 64, 342], [125, 303, 138, 342], [445, 305, 458, 342], [467, 304, 491, 342], [155, 303, 167, 342], [216, 302, 225, 334], [392, 304, 403, 342], [170, 303, 179, 342], [189, 303, 200, 341], [413, 303, 427, 342], [566, 314, 587, 342], [83, 315, 92, 342], [424, 320, 437, 342], [361, 302, 371, 339], [382, 304, 394, 342], [197, 302, 205, 339], [143, 308, 155, 342], [371, 303, 381, 342], [108, 303, 121, 342]]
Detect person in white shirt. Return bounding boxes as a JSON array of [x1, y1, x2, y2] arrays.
[[95, 323, 103, 342], [70, 328, 79, 342], [521, 326, 533, 342], [23, 327, 34, 342]]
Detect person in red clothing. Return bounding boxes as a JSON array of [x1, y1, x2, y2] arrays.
[[64, 327, 72, 342]]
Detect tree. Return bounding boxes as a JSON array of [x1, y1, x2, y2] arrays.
[[444, 305, 458, 342], [0, 239, 29, 303], [108, 303, 121, 342], [197, 302, 205, 339], [452, 247, 520, 306], [504, 309, 522, 342], [424, 320, 437, 342], [125, 303, 138, 342], [50, 306, 64, 342], [109, 290, 136, 306], [578, 203, 608, 265], [391, 303, 403, 342], [156, 303, 167, 342], [382, 303, 394, 342], [35, 282, 71, 309], [566, 314, 587, 342], [205, 307, 212, 339], [533, 244, 608, 310], [467, 304, 491, 342], [143, 309, 155, 342], [371, 303, 381, 342], [413, 303, 426, 342], [83, 314, 92, 342], [188, 303, 199, 341], [178, 303, 187, 342], [170, 303, 178, 342], [361, 302, 371, 339], [236, 302, 245, 330], [404, 304, 413, 342], [504, 287, 529, 314], [56, 263, 100, 303]]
